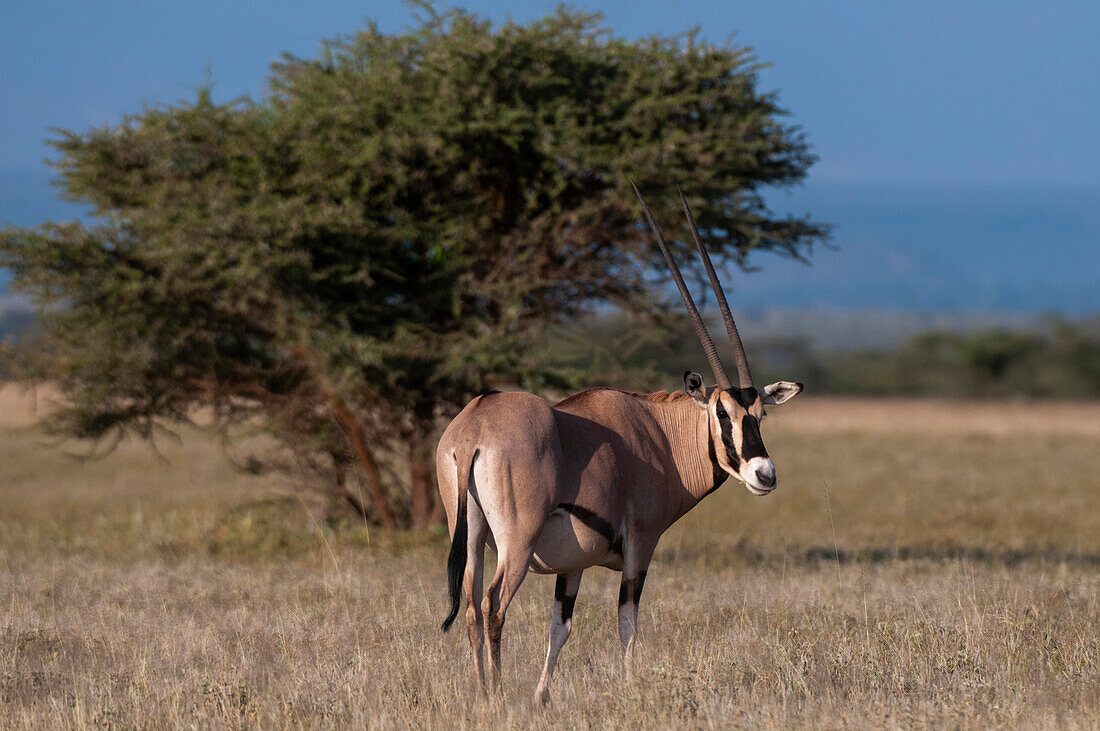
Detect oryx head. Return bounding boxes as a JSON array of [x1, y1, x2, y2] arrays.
[[633, 181, 803, 495]]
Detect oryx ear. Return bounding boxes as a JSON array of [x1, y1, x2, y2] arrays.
[[760, 381, 804, 405], [683, 371, 707, 404]]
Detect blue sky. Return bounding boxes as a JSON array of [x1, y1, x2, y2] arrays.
[[2, 1, 1098, 312]]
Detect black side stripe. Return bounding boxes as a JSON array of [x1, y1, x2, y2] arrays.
[[557, 503, 621, 555]]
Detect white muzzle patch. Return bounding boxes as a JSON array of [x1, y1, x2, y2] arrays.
[[741, 456, 777, 495]]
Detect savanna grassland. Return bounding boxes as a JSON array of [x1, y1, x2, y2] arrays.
[[1, 386, 1098, 728]]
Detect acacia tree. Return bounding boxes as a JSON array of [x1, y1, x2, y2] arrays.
[[0, 7, 827, 527]]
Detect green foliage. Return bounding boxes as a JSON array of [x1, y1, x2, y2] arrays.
[[551, 314, 1100, 400], [0, 7, 826, 523], [819, 320, 1100, 398]]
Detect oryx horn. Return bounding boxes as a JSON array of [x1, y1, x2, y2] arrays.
[[677, 185, 754, 389], [631, 179, 732, 391]]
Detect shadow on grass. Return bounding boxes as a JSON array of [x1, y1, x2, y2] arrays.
[[659, 540, 1100, 569], [200, 496, 450, 559], [167, 496, 1100, 569]]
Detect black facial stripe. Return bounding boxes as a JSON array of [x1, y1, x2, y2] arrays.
[[729, 386, 759, 409], [740, 414, 768, 461], [558, 503, 619, 552], [720, 412, 740, 470], [706, 419, 726, 492], [555, 575, 577, 622]]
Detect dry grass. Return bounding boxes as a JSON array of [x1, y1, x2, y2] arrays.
[[2, 385, 1098, 728]]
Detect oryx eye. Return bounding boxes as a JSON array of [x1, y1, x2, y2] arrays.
[[716, 408, 728, 419]]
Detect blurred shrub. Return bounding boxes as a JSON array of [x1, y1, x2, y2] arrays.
[[549, 313, 1100, 399]]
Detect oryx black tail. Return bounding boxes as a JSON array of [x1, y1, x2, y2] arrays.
[[441, 448, 478, 632]]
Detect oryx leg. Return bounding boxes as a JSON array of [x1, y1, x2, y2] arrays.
[[533, 571, 583, 705], [482, 543, 537, 695], [463, 497, 490, 694], [617, 540, 656, 681]]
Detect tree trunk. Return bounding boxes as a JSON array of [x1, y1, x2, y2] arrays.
[[430, 460, 446, 526], [409, 451, 436, 530], [331, 459, 371, 523], [291, 347, 398, 529], [330, 398, 398, 529]]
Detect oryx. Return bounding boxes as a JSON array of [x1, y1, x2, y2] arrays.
[[435, 182, 803, 702]]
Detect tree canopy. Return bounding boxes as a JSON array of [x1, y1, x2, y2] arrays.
[[0, 7, 827, 527]]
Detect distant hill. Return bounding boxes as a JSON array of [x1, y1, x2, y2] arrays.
[[734, 307, 1040, 351], [728, 182, 1100, 315], [0, 297, 34, 341], [0, 296, 1062, 352], [3, 175, 1099, 314]]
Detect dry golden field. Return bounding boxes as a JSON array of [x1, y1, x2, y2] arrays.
[[1, 385, 1098, 728]]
